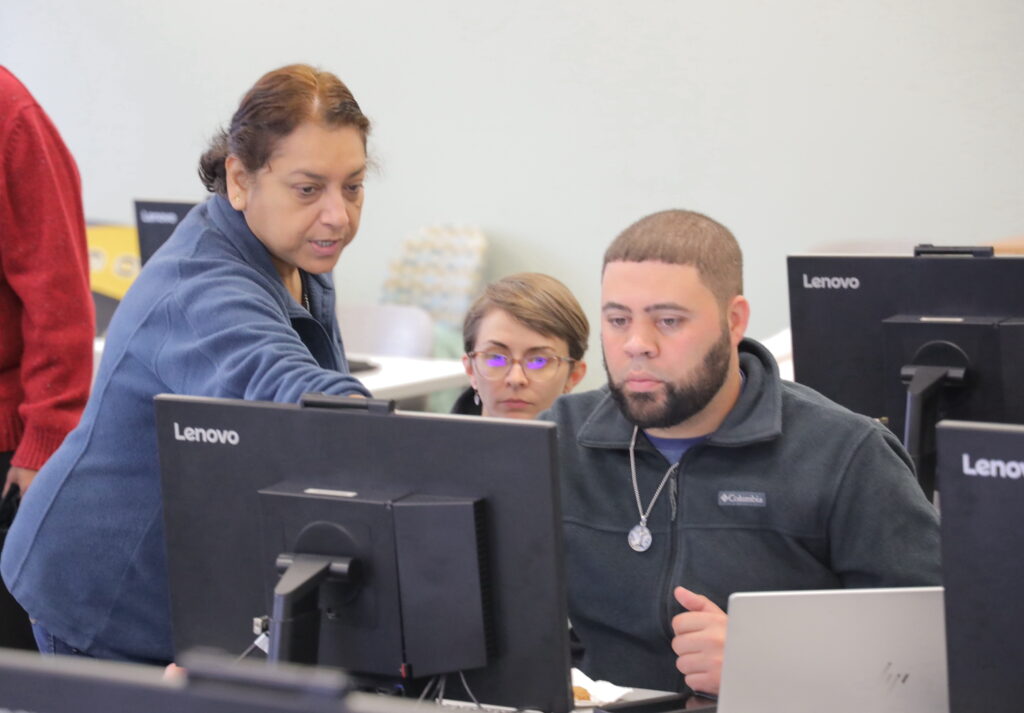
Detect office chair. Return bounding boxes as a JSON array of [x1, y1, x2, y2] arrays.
[[336, 302, 435, 358]]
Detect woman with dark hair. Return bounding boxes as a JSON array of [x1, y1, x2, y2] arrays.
[[1, 65, 372, 664], [454, 273, 589, 419]]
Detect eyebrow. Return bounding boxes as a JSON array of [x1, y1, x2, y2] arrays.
[[479, 340, 557, 353], [288, 165, 367, 181], [645, 303, 691, 313], [602, 301, 692, 313]]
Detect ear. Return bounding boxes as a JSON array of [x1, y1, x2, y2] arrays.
[[726, 295, 750, 347], [462, 354, 479, 391], [225, 155, 250, 211], [563, 360, 588, 394]]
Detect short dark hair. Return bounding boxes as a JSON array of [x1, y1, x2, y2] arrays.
[[603, 209, 743, 303], [199, 64, 370, 195], [462, 273, 590, 361]]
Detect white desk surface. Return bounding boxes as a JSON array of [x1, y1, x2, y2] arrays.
[[93, 339, 467, 402], [348, 352, 468, 401]]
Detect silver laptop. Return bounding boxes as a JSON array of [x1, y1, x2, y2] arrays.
[[717, 587, 947, 713]]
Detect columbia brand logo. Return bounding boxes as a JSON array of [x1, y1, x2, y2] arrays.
[[802, 273, 860, 290], [962, 453, 1024, 480], [718, 491, 767, 507], [173, 422, 240, 445]]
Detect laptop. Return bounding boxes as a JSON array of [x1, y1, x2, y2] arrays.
[[717, 587, 947, 713]]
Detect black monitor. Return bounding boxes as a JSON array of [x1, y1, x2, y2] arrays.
[[134, 200, 198, 265], [787, 249, 1024, 498], [936, 420, 1024, 713], [155, 394, 573, 713], [92, 291, 119, 336], [0, 646, 409, 713]]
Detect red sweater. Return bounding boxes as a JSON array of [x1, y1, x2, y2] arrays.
[[0, 67, 93, 470]]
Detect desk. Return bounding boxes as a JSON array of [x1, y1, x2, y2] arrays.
[[93, 339, 467, 403], [348, 352, 467, 402], [614, 688, 717, 712]]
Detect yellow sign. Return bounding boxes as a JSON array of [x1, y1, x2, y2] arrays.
[[87, 225, 140, 301]]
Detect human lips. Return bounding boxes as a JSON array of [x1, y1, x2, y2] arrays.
[[623, 372, 664, 393], [499, 399, 533, 410], [308, 237, 344, 257]]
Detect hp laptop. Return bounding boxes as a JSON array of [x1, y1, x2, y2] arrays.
[[717, 587, 947, 713]]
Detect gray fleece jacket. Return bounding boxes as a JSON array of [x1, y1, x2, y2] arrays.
[[543, 338, 941, 692]]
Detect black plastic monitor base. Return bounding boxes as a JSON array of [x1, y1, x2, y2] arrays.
[[269, 553, 357, 665], [900, 347, 968, 501]]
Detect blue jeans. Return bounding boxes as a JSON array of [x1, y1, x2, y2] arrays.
[[30, 621, 170, 665], [31, 622, 90, 657]]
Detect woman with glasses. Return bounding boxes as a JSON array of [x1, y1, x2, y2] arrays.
[[454, 273, 589, 419]]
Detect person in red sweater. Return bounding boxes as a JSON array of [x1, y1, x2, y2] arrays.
[[0, 66, 93, 497]]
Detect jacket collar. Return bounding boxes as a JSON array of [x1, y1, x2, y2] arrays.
[[207, 193, 281, 282], [577, 338, 783, 450], [205, 194, 333, 319]]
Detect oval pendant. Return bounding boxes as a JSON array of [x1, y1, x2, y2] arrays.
[[628, 523, 653, 552]]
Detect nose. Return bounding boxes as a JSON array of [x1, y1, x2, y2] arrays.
[[504, 361, 529, 387], [320, 188, 350, 230], [623, 323, 657, 359]]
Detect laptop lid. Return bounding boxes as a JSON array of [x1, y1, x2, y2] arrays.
[[717, 587, 947, 713], [937, 420, 1024, 713]]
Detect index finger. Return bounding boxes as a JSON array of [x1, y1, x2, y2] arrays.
[[672, 610, 721, 635]]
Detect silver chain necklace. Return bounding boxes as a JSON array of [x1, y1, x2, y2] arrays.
[[627, 425, 679, 553], [300, 273, 311, 312]]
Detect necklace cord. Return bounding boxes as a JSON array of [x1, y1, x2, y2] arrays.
[[629, 425, 680, 526]]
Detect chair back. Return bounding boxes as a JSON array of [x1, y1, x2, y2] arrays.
[[337, 303, 435, 357]]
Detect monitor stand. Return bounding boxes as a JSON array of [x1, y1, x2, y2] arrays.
[[900, 341, 969, 500], [269, 553, 358, 665]]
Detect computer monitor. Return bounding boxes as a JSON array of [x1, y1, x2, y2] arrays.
[[134, 200, 198, 265], [155, 394, 573, 713], [0, 646, 392, 713], [92, 291, 119, 336], [936, 420, 1024, 713], [787, 249, 1024, 498]]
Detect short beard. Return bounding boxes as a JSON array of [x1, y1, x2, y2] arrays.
[[606, 327, 732, 430]]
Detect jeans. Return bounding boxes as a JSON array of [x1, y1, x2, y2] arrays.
[[31, 621, 90, 657], [30, 620, 171, 665]]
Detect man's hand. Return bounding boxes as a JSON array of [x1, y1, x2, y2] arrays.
[[3, 466, 38, 498], [671, 586, 728, 696]]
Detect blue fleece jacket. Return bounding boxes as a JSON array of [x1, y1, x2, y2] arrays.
[[1, 195, 370, 663]]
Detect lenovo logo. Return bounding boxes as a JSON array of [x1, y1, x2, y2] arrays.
[[173, 422, 240, 445], [962, 453, 1024, 480], [138, 209, 180, 225], [802, 273, 860, 290]]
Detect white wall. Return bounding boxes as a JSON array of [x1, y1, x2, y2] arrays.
[[3, 1, 1022, 389]]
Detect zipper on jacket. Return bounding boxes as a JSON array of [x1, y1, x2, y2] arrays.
[[291, 311, 341, 372], [658, 445, 703, 644]]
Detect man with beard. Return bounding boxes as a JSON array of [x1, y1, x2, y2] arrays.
[[543, 210, 941, 697]]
